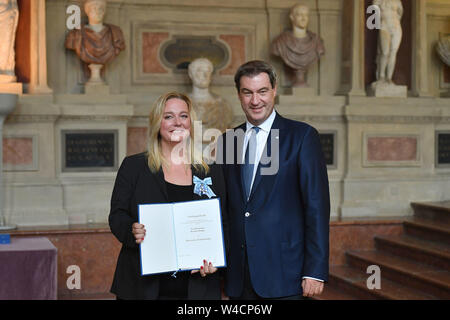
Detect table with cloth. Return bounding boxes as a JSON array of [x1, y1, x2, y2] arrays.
[[0, 237, 57, 299]]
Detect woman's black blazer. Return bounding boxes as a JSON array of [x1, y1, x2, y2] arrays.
[[109, 152, 228, 300]]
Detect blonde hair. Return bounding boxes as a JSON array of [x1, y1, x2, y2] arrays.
[[146, 92, 209, 174]]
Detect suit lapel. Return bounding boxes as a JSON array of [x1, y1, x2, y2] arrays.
[[231, 123, 247, 205]]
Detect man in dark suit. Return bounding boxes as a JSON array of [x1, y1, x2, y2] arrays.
[[217, 60, 330, 299]]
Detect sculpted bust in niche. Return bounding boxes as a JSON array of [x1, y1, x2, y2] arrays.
[[0, 0, 19, 83], [65, 0, 125, 84], [271, 3, 325, 87], [188, 58, 233, 134]]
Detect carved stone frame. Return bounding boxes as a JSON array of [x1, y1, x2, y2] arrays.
[[131, 21, 254, 86]]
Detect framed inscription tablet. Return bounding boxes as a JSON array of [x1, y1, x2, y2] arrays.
[[319, 131, 337, 169], [436, 131, 450, 168], [62, 130, 118, 172]]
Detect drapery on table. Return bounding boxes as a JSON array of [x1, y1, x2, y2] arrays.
[[0, 237, 57, 300]]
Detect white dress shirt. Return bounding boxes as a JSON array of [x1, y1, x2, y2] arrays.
[[242, 109, 276, 194]]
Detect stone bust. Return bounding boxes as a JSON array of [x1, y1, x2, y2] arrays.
[[0, 0, 19, 83], [271, 3, 325, 87], [188, 58, 233, 134], [65, 0, 125, 83]]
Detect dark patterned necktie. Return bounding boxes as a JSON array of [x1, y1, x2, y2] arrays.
[[243, 126, 260, 200]]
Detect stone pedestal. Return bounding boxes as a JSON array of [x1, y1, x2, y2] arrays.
[[86, 64, 104, 86], [85, 83, 111, 96], [277, 93, 345, 108], [290, 86, 316, 97], [441, 90, 450, 98], [0, 82, 23, 95], [55, 87, 127, 105], [370, 81, 408, 98]]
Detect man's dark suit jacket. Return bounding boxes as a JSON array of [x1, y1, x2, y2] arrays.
[[217, 112, 330, 298], [109, 152, 227, 300]]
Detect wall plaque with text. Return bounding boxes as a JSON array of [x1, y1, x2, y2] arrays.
[[436, 131, 450, 167], [62, 130, 118, 172], [319, 131, 337, 169]]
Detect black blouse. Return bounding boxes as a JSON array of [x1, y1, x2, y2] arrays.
[[158, 181, 194, 299]]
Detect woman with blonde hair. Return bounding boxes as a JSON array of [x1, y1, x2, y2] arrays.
[[109, 92, 227, 300]]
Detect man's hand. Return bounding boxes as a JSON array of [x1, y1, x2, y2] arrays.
[[302, 278, 324, 297]]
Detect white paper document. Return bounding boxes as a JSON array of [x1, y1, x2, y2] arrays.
[[138, 198, 226, 276]]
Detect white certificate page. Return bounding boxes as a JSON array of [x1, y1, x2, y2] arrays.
[[173, 198, 226, 271], [138, 198, 225, 275], [138, 203, 178, 275]]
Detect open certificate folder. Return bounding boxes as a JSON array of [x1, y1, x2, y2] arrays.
[[138, 198, 226, 276]]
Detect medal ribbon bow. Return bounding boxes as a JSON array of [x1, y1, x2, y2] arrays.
[[193, 176, 216, 198]]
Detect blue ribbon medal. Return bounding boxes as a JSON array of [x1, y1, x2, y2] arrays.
[[193, 176, 216, 198]]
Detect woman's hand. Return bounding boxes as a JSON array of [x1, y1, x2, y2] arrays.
[[132, 223, 146, 244], [191, 260, 217, 277]]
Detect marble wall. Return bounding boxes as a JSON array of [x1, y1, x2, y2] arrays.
[[1, 0, 450, 226]]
